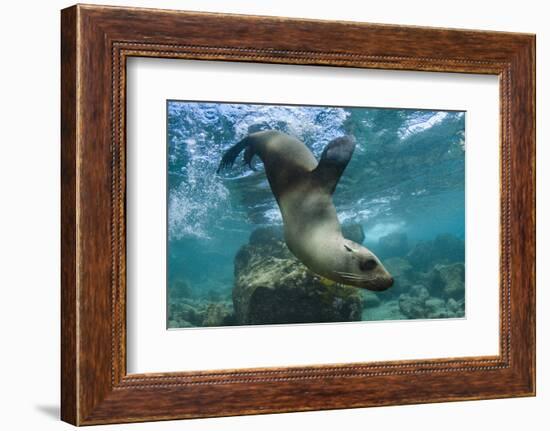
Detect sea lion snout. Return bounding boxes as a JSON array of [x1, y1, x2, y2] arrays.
[[365, 268, 394, 291], [371, 260, 394, 291], [334, 240, 394, 290], [354, 270, 393, 292], [373, 274, 394, 291]]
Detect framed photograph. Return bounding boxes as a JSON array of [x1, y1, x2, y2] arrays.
[[61, 4, 535, 425]]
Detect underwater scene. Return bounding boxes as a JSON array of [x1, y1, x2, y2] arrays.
[[167, 101, 466, 329]]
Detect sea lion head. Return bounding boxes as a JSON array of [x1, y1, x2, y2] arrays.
[[332, 238, 394, 291]]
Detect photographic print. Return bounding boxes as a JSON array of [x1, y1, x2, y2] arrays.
[[167, 101, 466, 329]]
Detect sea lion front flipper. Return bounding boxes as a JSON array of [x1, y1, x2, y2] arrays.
[[313, 136, 356, 194]]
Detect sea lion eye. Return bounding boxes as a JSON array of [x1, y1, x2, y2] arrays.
[[344, 244, 354, 252], [360, 258, 377, 271]]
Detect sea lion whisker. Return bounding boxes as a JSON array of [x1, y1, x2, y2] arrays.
[[336, 273, 366, 281], [336, 271, 361, 276], [336, 271, 364, 278]]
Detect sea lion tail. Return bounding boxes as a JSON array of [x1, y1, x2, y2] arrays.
[[216, 136, 256, 173]]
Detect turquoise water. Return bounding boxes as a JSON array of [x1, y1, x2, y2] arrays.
[[167, 101, 465, 328]]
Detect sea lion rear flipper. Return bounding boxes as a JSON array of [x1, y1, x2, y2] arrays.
[[217, 136, 258, 173], [243, 145, 257, 171], [217, 131, 280, 174], [313, 136, 356, 194]]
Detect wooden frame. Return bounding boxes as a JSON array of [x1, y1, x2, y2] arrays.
[[61, 4, 535, 426]]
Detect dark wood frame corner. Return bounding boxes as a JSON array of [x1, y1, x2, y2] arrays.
[[61, 4, 536, 426]]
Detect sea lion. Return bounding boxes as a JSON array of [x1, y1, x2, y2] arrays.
[[217, 130, 393, 291]]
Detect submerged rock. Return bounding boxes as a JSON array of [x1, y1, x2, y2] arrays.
[[384, 257, 413, 278], [406, 241, 433, 271], [233, 231, 363, 325], [424, 297, 446, 317], [362, 299, 406, 321], [382, 257, 414, 297], [169, 301, 202, 325], [446, 298, 459, 313], [398, 285, 430, 319], [377, 232, 409, 258], [407, 233, 465, 271], [452, 298, 465, 316], [434, 234, 465, 263], [168, 319, 193, 328], [429, 263, 465, 299], [398, 295, 425, 319], [202, 302, 235, 327], [169, 278, 194, 299], [362, 291, 381, 308], [397, 283, 464, 319], [168, 297, 236, 328], [409, 285, 430, 301]]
